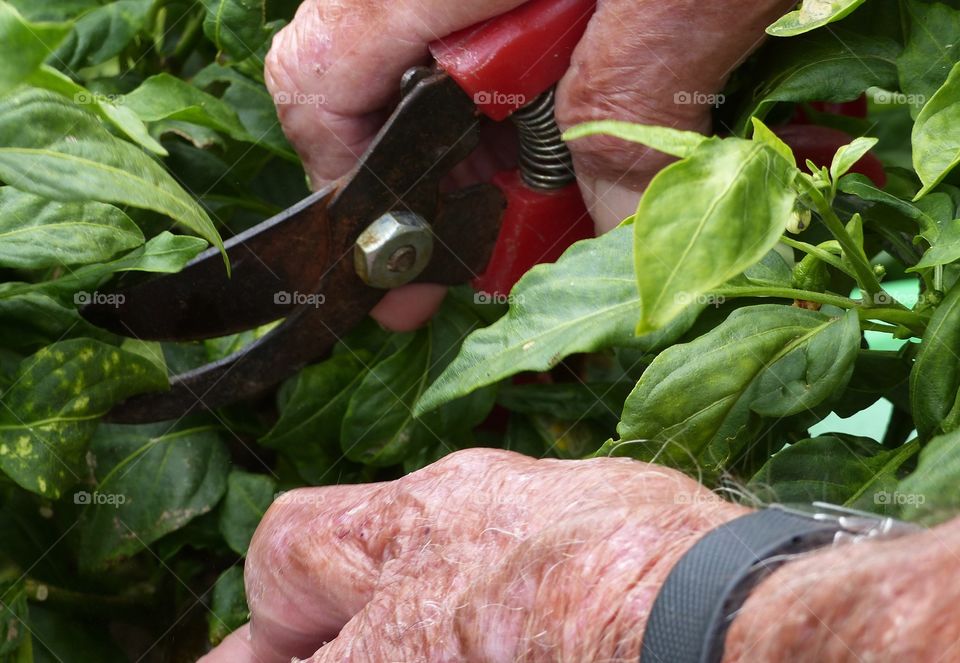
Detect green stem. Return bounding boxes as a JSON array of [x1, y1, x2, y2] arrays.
[[779, 236, 855, 279], [819, 205, 885, 300], [23, 579, 155, 613], [713, 286, 927, 334]]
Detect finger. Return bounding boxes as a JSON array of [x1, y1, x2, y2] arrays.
[[198, 623, 257, 663], [243, 483, 390, 662], [369, 284, 447, 332], [557, 0, 797, 232], [265, 0, 529, 188]]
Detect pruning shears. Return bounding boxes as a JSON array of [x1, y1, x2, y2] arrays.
[[82, 0, 597, 423]]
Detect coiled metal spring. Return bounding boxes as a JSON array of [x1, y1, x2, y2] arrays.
[[511, 88, 576, 190]]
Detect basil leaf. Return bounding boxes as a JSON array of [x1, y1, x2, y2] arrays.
[[27, 65, 166, 155], [52, 0, 152, 69], [201, 0, 267, 61], [0, 1, 69, 95], [218, 470, 276, 556], [0, 340, 168, 498], [750, 117, 795, 166], [898, 428, 960, 523], [913, 62, 960, 198], [733, 30, 899, 133], [78, 422, 230, 571], [208, 567, 249, 646], [123, 74, 254, 143], [602, 306, 860, 474], [838, 173, 939, 241], [767, 0, 867, 37], [0, 293, 111, 352], [0, 188, 143, 269], [193, 63, 296, 160], [563, 121, 707, 158], [633, 139, 797, 334], [911, 281, 960, 440], [0, 90, 225, 263], [749, 435, 918, 512], [417, 226, 640, 414], [830, 136, 879, 182], [898, 0, 960, 115]]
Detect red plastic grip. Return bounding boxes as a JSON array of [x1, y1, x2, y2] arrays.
[[429, 0, 596, 121], [473, 171, 594, 296]]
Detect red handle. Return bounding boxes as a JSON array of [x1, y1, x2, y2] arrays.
[[429, 0, 596, 121]]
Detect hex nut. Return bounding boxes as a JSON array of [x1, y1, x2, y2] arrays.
[[354, 211, 433, 289]]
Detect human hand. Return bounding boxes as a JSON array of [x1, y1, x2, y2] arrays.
[[200, 448, 746, 661], [264, 0, 796, 331]]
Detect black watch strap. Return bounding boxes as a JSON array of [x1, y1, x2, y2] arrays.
[[639, 508, 843, 663]]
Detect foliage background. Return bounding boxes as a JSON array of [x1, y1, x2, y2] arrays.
[[1, 0, 960, 660]]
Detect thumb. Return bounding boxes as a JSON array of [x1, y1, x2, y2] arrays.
[[557, 0, 796, 233]]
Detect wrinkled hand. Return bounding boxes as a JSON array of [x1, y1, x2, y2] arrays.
[[200, 449, 745, 662], [201, 448, 960, 662], [264, 0, 795, 330]]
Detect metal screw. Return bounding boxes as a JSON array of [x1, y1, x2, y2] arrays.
[[354, 212, 433, 289]]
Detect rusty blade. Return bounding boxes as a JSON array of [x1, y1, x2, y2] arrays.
[[81, 184, 339, 341], [82, 69, 485, 341], [106, 184, 505, 423]]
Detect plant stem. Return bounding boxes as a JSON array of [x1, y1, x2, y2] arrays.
[[817, 204, 885, 301], [23, 578, 155, 613], [713, 286, 927, 334], [779, 236, 855, 278]]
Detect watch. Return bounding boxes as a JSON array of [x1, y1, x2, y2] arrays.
[[639, 502, 921, 663]]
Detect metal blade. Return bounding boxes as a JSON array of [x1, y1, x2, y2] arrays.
[[81, 185, 339, 341]]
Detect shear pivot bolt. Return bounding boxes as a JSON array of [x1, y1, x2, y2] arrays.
[[355, 211, 433, 289]]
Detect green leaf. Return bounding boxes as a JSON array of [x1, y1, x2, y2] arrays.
[[0, 188, 143, 269], [633, 139, 797, 334], [202, 0, 267, 61], [218, 470, 276, 556], [416, 226, 646, 414], [193, 63, 296, 160], [0, 90, 225, 265], [0, 340, 168, 498], [911, 281, 960, 440], [749, 435, 918, 512], [52, 0, 153, 70], [27, 65, 166, 156], [0, 582, 28, 656], [767, 0, 867, 37], [897, 0, 960, 115], [750, 117, 795, 166], [563, 121, 707, 159], [898, 428, 960, 523], [913, 61, 960, 198], [340, 332, 430, 465], [208, 567, 249, 646], [260, 352, 370, 457], [830, 136, 879, 182], [0, 232, 208, 301], [601, 306, 860, 474], [496, 382, 632, 426], [915, 218, 960, 270], [0, 1, 69, 95], [732, 29, 900, 133], [838, 173, 939, 241], [0, 293, 111, 352], [123, 74, 253, 143], [78, 422, 230, 571]]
